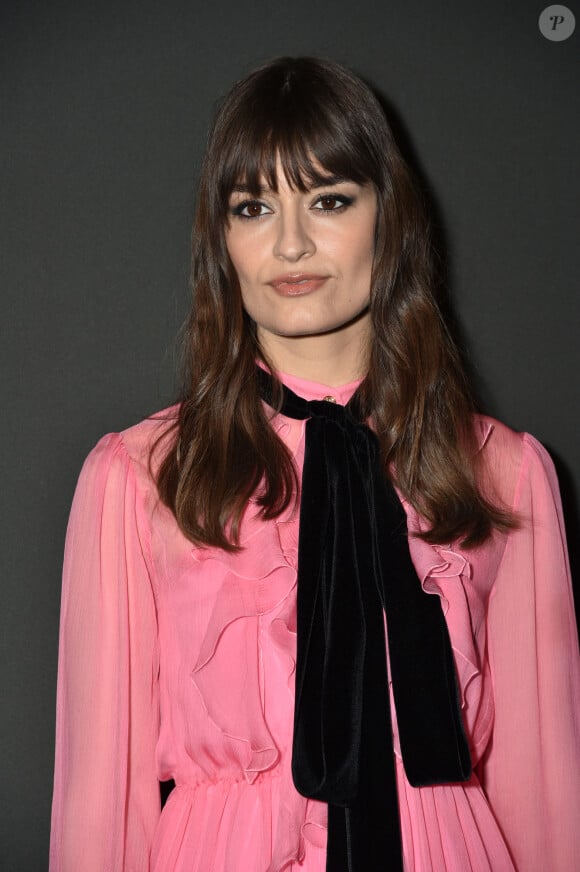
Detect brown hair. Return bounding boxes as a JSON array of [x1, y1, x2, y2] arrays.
[[154, 56, 514, 550]]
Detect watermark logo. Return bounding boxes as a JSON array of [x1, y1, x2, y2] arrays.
[[538, 5, 576, 41]]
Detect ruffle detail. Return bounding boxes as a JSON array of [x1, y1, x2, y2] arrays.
[[403, 507, 493, 762], [191, 500, 328, 869], [191, 515, 296, 782], [422, 546, 481, 712]]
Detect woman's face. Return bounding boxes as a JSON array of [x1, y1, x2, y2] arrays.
[[225, 162, 377, 368]]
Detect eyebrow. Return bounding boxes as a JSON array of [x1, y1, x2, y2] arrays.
[[230, 174, 351, 195]]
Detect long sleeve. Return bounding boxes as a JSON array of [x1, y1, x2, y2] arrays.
[[479, 432, 580, 871], [50, 433, 161, 872]]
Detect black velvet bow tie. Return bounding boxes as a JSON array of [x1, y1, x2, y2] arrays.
[[257, 368, 472, 872]]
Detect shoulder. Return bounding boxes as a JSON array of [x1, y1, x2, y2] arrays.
[[79, 405, 179, 494], [475, 413, 522, 458], [475, 414, 559, 512], [119, 404, 180, 469]]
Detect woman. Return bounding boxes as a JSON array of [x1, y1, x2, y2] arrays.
[[50, 57, 580, 871]]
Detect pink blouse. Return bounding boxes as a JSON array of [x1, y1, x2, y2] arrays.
[[50, 373, 580, 871]]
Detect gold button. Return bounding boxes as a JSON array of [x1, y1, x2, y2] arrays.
[[323, 395, 337, 403]]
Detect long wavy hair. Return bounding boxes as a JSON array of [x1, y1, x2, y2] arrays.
[[154, 56, 514, 550]]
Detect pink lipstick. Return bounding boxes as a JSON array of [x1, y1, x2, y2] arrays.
[[268, 273, 329, 296]]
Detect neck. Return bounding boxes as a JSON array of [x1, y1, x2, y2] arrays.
[[257, 318, 370, 387]]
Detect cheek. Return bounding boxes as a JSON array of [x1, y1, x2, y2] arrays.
[[238, 276, 262, 319], [331, 208, 375, 260], [226, 230, 248, 275], [227, 241, 262, 290], [342, 228, 375, 282]]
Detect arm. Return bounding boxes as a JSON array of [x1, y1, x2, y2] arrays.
[[50, 433, 161, 872], [479, 433, 580, 871]]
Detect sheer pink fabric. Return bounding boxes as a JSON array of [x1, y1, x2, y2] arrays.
[[50, 373, 580, 871]]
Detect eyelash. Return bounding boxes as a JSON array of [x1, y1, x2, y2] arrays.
[[230, 193, 355, 220]]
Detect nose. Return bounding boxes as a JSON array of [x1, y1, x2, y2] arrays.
[[273, 207, 315, 262]]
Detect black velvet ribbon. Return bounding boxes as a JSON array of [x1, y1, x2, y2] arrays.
[[257, 368, 472, 872]]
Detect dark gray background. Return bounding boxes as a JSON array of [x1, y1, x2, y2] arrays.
[[1, 1, 578, 868]]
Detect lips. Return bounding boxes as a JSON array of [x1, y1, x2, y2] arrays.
[[268, 273, 329, 296]]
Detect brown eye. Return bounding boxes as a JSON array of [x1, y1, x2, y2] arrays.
[[231, 199, 271, 219], [244, 202, 264, 218], [313, 194, 354, 212], [319, 196, 339, 210]]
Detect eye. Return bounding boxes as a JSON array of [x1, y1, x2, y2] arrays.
[[231, 199, 272, 219], [312, 193, 355, 212]]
